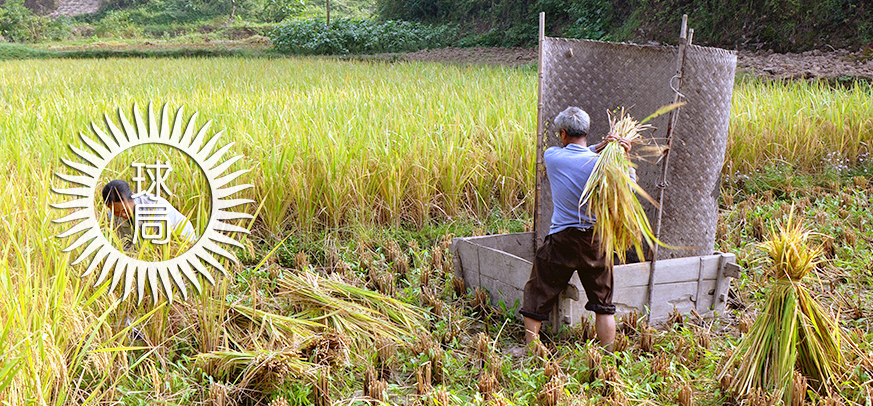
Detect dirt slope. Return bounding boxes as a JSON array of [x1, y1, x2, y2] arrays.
[[390, 47, 873, 81], [50, 0, 100, 17]]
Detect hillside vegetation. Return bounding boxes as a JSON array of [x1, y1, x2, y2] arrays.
[[375, 0, 873, 52], [4, 0, 872, 53]]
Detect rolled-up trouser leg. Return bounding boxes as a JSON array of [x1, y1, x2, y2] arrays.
[[520, 237, 576, 321], [578, 261, 615, 315]]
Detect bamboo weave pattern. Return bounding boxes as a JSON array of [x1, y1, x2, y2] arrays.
[[536, 38, 737, 258]]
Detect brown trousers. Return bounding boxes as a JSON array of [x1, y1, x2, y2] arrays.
[[520, 227, 615, 321]]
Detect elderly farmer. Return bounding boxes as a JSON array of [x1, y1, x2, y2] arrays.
[[102, 179, 197, 248], [520, 106, 631, 350]]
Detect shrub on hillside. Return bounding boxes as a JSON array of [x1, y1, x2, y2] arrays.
[[256, 0, 305, 23], [98, 0, 304, 26], [97, 0, 229, 25], [271, 18, 456, 55], [94, 9, 143, 38], [0, 0, 71, 42]]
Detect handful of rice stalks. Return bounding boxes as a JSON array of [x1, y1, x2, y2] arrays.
[[720, 213, 846, 404], [579, 110, 662, 265]]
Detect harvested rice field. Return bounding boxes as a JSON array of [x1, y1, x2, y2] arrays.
[[2, 57, 873, 405]]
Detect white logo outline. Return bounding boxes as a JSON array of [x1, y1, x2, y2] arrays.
[[52, 103, 253, 304]]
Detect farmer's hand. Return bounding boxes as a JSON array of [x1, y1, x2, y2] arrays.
[[604, 132, 632, 154], [595, 132, 616, 153], [617, 137, 632, 154]]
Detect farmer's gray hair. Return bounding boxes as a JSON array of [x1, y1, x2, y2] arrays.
[[553, 106, 590, 138]]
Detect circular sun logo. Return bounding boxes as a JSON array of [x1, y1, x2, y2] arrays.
[[52, 103, 253, 304]]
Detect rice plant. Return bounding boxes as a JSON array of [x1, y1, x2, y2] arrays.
[[727, 78, 873, 178], [1, 57, 872, 404], [720, 212, 847, 404]]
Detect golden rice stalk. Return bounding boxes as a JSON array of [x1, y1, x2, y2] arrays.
[[719, 213, 845, 405], [276, 271, 426, 348], [369, 379, 389, 402], [451, 275, 466, 298], [537, 377, 565, 406], [225, 302, 321, 345], [310, 331, 351, 367], [416, 362, 432, 395], [612, 331, 629, 352], [364, 364, 377, 397], [477, 372, 498, 401], [677, 381, 693, 406], [579, 109, 663, 265], [651, 353, 669, 378], [639, 326, 654, 353], [543, 360, 562, 380], [429, 386, 450, 406], [314, 367, 331, 406], [197, 349, 316, 390], [584, 345, 601, 383], [758, 211, 821, 281]]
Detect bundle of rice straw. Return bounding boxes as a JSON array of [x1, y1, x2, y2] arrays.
[[578, 109, 661, 265], [719, 212, 845, 404]]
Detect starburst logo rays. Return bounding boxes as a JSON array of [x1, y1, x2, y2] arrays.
[[52, 103, 253, 304]]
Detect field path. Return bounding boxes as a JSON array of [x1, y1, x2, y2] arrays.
[[379, 46, 873, 81]]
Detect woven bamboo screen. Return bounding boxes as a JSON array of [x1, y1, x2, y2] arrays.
[[535, 37, 737, 258]]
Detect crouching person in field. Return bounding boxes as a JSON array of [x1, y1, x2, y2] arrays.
[[519, 106, 631, 351], [101, 179, 197, 250]]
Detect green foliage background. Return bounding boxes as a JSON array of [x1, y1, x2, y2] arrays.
[[4, 0, 872, 51], [92, 0, 305, 24], [0, 0, 70, 41], [376, 0, 873, 51], [271, 17, 455, 54]]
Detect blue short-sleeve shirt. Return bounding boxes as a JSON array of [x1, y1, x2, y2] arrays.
[[544, 144, 599, 235]]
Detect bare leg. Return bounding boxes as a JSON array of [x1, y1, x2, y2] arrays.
[[523, 316, 542, 345], [595, 314, 616, 350]]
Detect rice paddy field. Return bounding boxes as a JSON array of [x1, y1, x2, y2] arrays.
[[1, 57, 873, 405]]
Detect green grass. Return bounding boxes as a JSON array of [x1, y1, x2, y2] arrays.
[[0, 42, 277, 59], [0, 43, 51, 59], [1, 57, 873, 404]]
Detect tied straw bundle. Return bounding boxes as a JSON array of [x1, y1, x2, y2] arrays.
[[719, 212, 848, 404], [578, 106, 680, 264]]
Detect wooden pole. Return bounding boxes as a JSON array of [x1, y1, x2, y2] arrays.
[[534, 12, 546, 248], [647, 14, 691, 319], [327, 0, 331, 25], [537, 12, 562, 331]]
